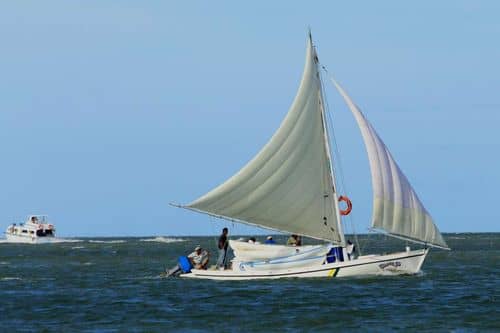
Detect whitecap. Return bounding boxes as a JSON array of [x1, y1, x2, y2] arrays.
[[139, 236, 186, 243], [88, 240, 126, 244], [1, 277, 22, 281], [49, 238, 84, 243]]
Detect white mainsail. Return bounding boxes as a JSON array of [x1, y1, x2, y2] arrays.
[[332, 80, 449, 249], [185, 36, 344, 244]]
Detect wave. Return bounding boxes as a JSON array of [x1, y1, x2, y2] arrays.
[[88, 240, 126, 244], [48, 238, 83, 243], [139, 236, 186, 243], [1, 277, 22, 281], [71, 246, 85, 249]]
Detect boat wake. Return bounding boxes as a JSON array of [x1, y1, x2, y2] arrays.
[[139, 236, 186, 243]]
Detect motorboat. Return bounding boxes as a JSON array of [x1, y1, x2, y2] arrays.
[[4, 215, 57, 244]]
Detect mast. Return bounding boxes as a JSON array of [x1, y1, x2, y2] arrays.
[[311, 36, 346, 246]]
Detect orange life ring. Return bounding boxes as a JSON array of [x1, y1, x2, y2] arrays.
[[338, 195, 352, 216]]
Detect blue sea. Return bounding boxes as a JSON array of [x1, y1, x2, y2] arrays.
[[0, 233, 498, 332]]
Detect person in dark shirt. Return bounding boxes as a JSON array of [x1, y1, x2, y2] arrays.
[[216, 227, 229, 269]]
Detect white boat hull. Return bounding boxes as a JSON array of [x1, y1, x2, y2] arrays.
[[181, 248, 429, 280], [4, 233, 57, 244]]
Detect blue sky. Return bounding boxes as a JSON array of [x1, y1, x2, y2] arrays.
[[0, 1, 498, 236]]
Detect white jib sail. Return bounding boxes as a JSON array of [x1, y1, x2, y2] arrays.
[[186, 37, 343, 244], [332, 80, 448, 249]]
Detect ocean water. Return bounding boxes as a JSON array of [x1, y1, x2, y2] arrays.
[[0, 233, 498, 332]]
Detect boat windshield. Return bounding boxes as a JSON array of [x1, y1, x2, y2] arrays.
[[27, 215, 49, 224]]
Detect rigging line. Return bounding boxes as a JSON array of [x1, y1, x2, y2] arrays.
[[319, 65, 363, 255], [209, 215, 219, 249], [326, 94, 364, 255], [324, 86, 363, 255]]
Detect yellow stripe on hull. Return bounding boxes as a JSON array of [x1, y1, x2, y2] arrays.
[[328, 268, 338, 277]]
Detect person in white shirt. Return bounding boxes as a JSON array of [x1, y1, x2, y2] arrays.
[[346, 240, 356, 260], [188, 245, 209, 269]]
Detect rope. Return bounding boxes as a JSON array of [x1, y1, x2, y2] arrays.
[[209, 215, 220, 254]]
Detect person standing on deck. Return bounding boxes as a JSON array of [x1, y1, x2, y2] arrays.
[[346, 240, 356, 260], [216, 227, 229, 270]]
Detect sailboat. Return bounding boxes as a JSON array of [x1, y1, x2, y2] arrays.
[[171, 33, 449, 280]]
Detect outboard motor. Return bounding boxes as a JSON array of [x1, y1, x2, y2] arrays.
[[165, 256, 193, 277], [178, 256, 193, 273]]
